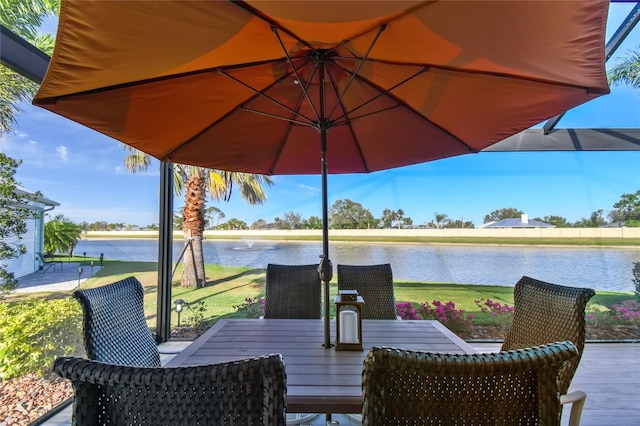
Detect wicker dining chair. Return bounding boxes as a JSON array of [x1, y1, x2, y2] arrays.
[[73, 276, 161, 367], [53, 354, 287, 426], [264, 263, 322, 319], [501, 276, 595, 426], [337, 263, 398, 319], [264, 263, 322, 424], [362, 342, 579, 426]]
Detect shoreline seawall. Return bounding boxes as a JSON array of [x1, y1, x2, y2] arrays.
[[83, 227, 640, 244]]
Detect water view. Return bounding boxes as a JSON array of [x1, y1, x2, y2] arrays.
[[74, 239, 639, 292]]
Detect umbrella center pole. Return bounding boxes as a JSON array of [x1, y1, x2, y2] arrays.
[[317, 62, 333, 347], [319, 119, 334, 348]]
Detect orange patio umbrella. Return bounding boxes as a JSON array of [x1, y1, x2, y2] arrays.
[[34, 0, 610, 347]]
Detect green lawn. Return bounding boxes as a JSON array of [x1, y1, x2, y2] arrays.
[[53, 260, 634, 331]]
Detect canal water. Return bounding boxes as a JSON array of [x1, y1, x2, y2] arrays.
[[74, 239, 639, 292]]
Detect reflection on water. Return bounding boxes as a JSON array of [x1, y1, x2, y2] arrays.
[[74, 239, 639, 292]]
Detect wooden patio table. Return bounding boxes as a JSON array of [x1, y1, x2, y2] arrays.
[[165, 319, 477, 414]]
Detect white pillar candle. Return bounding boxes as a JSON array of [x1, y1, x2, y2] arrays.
[[339, 310, 358, 344]]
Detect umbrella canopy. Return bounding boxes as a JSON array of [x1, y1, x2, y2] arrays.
[[33, 0, 610, 347]]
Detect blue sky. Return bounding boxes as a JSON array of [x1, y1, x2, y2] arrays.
[[1, 3, 639, 228]]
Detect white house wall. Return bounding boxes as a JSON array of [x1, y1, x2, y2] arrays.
[[4, 216, 39, 278]]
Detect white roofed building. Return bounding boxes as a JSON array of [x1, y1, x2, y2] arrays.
[[480, 214, 554, 229]]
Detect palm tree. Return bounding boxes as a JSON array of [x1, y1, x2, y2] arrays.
[[608, 47, 640, 93], [124, 147, 273, 287], [0, 0, 58, 134], [433, 212, 450, 229], [44, 214, 82, 256]]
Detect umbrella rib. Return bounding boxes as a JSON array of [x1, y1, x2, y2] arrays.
[[334, 104, 404, 127], [33, 57, 301, 103], [332, 65, 428, 123], [327, 24, 387, 120], [218, 69, 316, 126], [167, 62, 315, 161], [239, 106, 314, 128], [229, 0, 315, 50], [330, 62, 474, 152], [271, 25, 321, 122], [337, 56, 602, 93], [325, 72, 370, 172], [268, 90, 309, 175]]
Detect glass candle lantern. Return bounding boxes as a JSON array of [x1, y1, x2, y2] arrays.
[[334, 291, 364, 351]]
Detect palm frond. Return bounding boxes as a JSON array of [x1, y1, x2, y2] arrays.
[[608, 48, 640, 92]]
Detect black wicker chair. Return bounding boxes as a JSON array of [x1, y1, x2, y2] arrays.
[[264, 263, 322, 424], [53, 354, 287, 426], [362, 342, 579, 426], [337, 263, 398, 319], [501, 276, 595, 426], [73, 276, 161, 367], [264, 264, 322, 319]]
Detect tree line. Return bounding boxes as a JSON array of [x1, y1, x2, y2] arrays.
[[62, 189, 640, 233]]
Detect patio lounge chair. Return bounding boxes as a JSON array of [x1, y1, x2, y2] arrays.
[[73, 276, 161, 367], [264, 263, 322, 319], [362, 341, 579, 425], [53, 353, 287, 426], [36, 252, 63, 273], [337, 263, 398, 319], [501, 276, 595, 426]]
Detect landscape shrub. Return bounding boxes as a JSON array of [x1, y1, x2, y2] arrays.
[[233, 297, 265, 319], [419, 300, 474, 336], [474, 298, 514, 327], [587, 305, 640, 327], [396, 301, 420, 320], [0, 298, 83, 379], [183, 300, 208, 328]]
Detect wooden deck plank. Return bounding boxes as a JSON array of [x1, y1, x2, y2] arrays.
[[166, 319, 475, 413], [474, 342, 640, 426]]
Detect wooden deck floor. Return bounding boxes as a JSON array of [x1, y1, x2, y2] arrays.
[[40, 342, 639, 425], [475, 342, 640, 426]]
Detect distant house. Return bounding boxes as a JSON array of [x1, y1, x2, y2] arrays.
[[600, 221, 626, 228], [3, 187, 59, 279], [481, 214, 554, 229]]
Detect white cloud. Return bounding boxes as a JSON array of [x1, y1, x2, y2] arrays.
[[1, 133, 45, 166], [298, 183, 319, 195], [56, 145, 68, 162]]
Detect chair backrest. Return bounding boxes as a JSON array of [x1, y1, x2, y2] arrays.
[[73, 276, 161, 367], [362, 342, 578, 426], [337, 263, 397, 319], [264, 264, 322, 319], [53, 354, 287, 426], [501, 276, 595, 395]]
